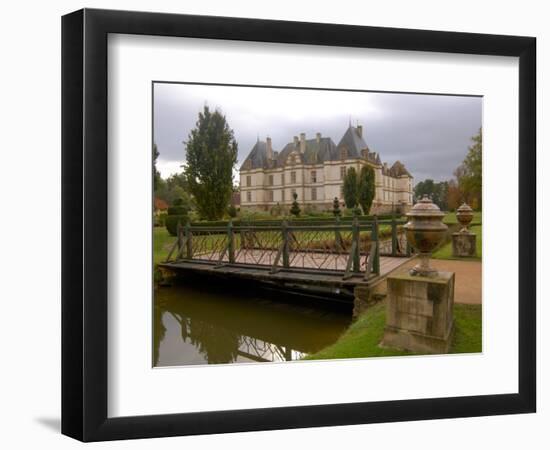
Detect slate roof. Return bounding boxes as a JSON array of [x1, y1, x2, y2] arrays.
[[239, 125, 412, 178]]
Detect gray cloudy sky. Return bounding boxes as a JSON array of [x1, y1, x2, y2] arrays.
[[153, 83, 482, 183]]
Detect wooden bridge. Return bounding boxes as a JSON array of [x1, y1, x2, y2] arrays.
[[159, 217, 414, 302]]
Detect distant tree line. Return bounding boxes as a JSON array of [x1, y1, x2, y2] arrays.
[[414, 129, 482, 211]]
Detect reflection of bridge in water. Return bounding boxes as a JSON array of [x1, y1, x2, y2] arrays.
[[159, 217, 414, 302], [154, 281, 350, 366], [169, 311, 305, 362]]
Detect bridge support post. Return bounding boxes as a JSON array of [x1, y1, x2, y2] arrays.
[[282, 220, 290, 268], [352, 217, 360, 273], [185, 222, 192, 259], [227, 220, 235, 263], [372, 216, 380, 275], [391, 215, 397, 256], [176, 221, 183, 255]]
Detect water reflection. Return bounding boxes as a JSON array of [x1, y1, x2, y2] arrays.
[[154, 279, 351, 367]]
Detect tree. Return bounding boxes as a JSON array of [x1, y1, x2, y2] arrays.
[[343, 167, 358, 210], [332, 197, 341, 217], [153, 143, 163, 192], [414, 179, 448, 211], [457, 129, 482, 209], [185, 106, 238, 220], [358, 165, 376, 215], [446, 179, 462, 211], [290, 192, 301, 217]]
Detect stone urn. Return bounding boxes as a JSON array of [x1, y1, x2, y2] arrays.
[[456, 202, 474, 233], [404, 195, 448, 276]]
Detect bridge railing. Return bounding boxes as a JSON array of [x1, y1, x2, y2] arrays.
[[165, 216, 411, 280]]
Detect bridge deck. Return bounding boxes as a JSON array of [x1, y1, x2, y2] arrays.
[[159, 255, 413, 298]]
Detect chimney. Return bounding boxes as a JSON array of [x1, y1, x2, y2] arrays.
[[316, 132, 321, 143], [357, 125, 363, 138], [266, 136, 273, 160], [293, 136, 299, 146], [299, 132, 306, 153]]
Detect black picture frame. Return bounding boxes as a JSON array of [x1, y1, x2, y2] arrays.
[[61, 8, 536, 442]]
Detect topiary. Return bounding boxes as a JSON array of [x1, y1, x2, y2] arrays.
[[165, 198, 189, 236], [290, 192, 301, 217], [227, 204, 237, 218]]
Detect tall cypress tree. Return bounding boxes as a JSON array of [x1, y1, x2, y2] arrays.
[[358, 165, 375, 215], [185, 106, 238, 220], [343, 167, 358, 210]]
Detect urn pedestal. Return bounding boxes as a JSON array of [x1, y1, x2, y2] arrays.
[[381, 271, 455, 354], [452, 232, 477, 257]]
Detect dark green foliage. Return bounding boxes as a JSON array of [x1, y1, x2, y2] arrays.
[[457, 128, 482, 210], [332, 197, 341, 217], [185, 106, 238, 220], [358, 165, 375, 215], [414, 179, 449, 211], [165, 215, 188, 236], [227, 204, 237, 218], [343, 167, 358, 209], [153, 143, 162, 191], [290, 192, 301, 216], [165, 198, 189, 236]]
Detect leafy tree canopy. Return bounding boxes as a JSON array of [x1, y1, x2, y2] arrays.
[[185, 106, 238, 220]]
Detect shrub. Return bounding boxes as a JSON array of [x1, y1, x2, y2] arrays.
[[165, 198, 189, 236], [270, 203, 283, 217], [227, 204, 237, 218], [290, 192, 301, 217], [165, 215, 188, 236]]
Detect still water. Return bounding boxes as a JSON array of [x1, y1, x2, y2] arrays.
[[154, 279, 351, 367]]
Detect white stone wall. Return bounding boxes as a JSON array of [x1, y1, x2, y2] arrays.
[[240, 158, 413, 211]]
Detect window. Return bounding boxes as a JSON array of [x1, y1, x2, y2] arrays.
[[291, 171, 296, 184], [268, 190, 274, 202], [281, 173, 285, 185], [282, 190, 285, 202], [340, 166, 347, 180], [289, 155, 296, 165], [246, 191, 252, 202], [311, 187, 317, 201], [268, 174, 274, 186], [340, 185, 344, 199], [246, 175, 251, 187], [340, 147, 348, 160], [311, 170, 317, 183], [291, 188, 296, 198]]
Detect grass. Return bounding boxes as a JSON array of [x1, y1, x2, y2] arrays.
[[432, 225, 482, 261], [154, 227, 177, 264], [304, 301, 482, 360]]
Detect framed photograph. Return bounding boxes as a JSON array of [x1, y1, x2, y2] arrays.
[[62, 8, 536, 441]]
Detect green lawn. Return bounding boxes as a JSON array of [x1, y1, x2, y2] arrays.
[[304, 301, 482, 360], [154, 227, 178, 264], [432, 225, 482, 261]]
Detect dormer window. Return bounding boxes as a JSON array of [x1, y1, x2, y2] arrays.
[[340, 147, 348, 160]]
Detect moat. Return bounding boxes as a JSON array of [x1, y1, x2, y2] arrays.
[[153, 279, 351, 367]]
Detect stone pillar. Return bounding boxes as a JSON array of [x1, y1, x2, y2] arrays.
[[381, 271, 455, 354], [452, 232, 476, 257]]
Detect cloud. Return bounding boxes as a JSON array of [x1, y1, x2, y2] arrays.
[[153, 83, 481, 182]]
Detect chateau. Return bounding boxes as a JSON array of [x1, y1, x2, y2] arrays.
[[239, 124, 413, 214]]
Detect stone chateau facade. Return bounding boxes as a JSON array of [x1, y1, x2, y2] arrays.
[[239, 124, 414, 214]]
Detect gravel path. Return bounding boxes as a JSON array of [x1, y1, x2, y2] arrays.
[[399, 258, 482, 305]]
